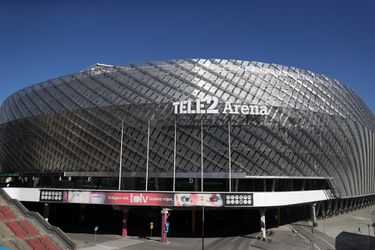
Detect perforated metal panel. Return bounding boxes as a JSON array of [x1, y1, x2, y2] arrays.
[[0, 59, 374, 198]]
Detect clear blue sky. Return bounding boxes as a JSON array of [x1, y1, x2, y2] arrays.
[[1, 0, 374, 111]]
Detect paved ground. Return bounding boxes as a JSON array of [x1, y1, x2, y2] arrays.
[[68, 226, 310, 250], [312, 205, 375, 250], [292, 223, 335, 250], [290, 205, 375, 250], [315, 205, 375, 239], [68, 205, 375, 250]]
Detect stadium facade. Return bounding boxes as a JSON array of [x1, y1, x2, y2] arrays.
[[1, 59, 375, 236]]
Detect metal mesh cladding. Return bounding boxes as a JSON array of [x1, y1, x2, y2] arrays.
[[0, 59, 374, 198]]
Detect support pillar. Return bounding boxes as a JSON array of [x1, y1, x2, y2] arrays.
[[191, 208, 196, 234], [122, 208, 129, 237], [194, 178, 199, 191], [333, 199, 339, 215], [43, 203, 49, 222], [260, 209, 266, 240], [155, 178, 159, 191], [271, 179, 276, 192], [316, 202, 322, 218], [338, 199, 345, 214], [311, 203, 317, 227], [161, 208, 170, 243]]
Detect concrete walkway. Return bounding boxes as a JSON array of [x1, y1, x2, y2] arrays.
[[291, 205, 375, 250], [68, 205, 375, 250], [69, 226, 311, 250], [292, 223, 335, 250], [315, 205, 375, 239]]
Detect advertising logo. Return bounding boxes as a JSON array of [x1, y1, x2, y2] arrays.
[[172, 96, 271, 116], [130, 193, 149, 204]]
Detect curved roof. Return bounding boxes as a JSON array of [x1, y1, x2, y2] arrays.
[[1, 59, 374, 128]]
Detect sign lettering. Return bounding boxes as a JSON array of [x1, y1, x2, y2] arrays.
[[173, 96, 270, 115]]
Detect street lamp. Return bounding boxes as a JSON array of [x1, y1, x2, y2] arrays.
[[94, 226, 99, 243]]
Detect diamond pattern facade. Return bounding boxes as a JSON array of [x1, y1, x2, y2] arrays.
[[0, 59, 374, 198]]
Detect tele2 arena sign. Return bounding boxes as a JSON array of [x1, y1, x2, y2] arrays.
[[172, 96, 271, 115]]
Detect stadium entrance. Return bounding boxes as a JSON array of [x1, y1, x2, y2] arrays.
[[5, 187, 324, 240], [21, 201, 311, 238]]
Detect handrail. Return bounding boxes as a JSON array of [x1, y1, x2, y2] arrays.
[[0, 188, 76, 250]]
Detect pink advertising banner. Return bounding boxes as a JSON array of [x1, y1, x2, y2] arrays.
[[174, 193, 223, 207], [63, 191, 174, 206]]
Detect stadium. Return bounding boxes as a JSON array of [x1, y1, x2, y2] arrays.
[[0, 59, 375, 238]]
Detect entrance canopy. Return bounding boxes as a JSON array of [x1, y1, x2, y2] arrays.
[[3, 187, 333, 208]]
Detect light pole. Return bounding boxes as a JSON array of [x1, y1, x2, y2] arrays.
[[201, 121, 204, 192], [94, 226, 99, 243], [145, 120, 150, 191], [200, 121, 205, 250], [228, 121, 231, 192], [118, 120, 124, 190], [173, 120, 177, 192]]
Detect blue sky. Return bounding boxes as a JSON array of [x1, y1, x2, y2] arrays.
[[0, 0, 374, 111]]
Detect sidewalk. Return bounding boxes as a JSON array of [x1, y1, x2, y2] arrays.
[[292, 223, 335, 250], [68, 226, 311, 250], [315, 206, 375, 239], [67, 205, 375, 250], [291, 205, 375, 250], [250, 225, 311, 250]]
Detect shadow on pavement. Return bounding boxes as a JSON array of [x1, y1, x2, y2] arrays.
[[137, 236, 162, 243], [336, 231, 375, 250], [240, 235, 259, 240]]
